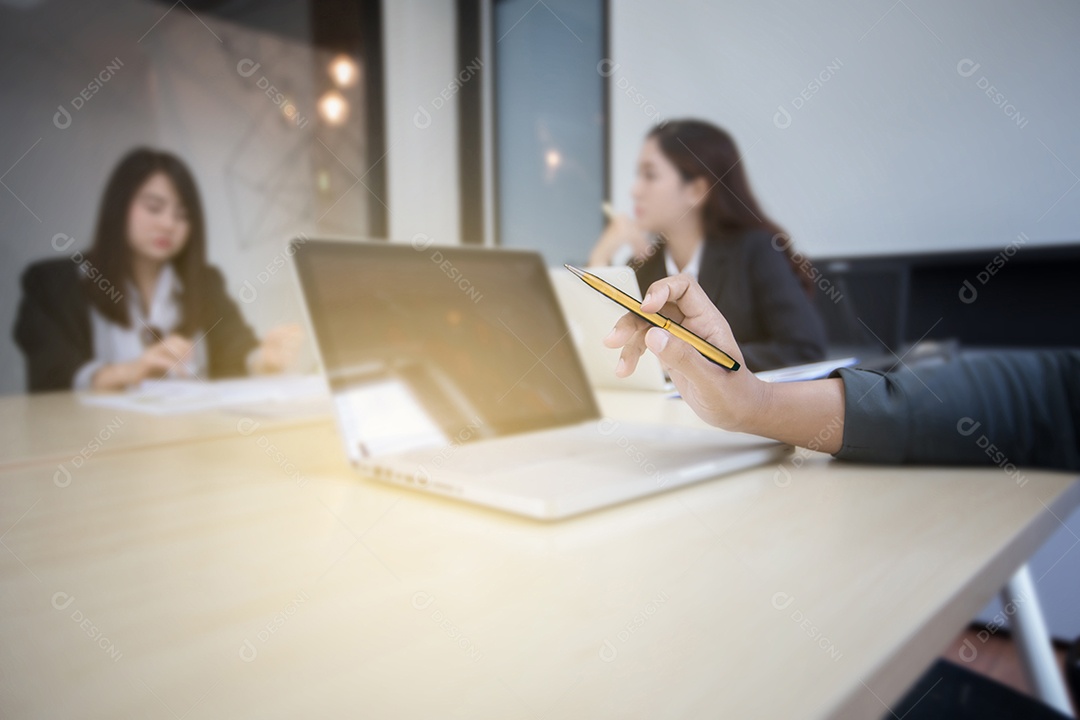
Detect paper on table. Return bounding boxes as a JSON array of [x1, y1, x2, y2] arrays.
[[79, 375, 330, 416], [754, 357, 859, 383]]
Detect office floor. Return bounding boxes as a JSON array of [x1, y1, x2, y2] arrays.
[[943, 625, 1070, 698]]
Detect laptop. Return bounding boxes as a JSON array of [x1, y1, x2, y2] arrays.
[[292, 238, 789, 520], [549, 265, 673, 392]]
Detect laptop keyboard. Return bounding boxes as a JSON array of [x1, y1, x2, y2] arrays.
[[411, 421, 741, 475]]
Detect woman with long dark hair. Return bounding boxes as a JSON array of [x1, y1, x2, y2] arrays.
[[590, 119, 826, 371], [15, 148, 300, 392]]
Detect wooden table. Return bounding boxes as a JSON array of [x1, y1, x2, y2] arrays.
[[0, 390, 330, 472], [1, 391, 1077, 718]]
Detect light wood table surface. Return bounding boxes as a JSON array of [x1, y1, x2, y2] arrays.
[[0, 390, 331, 473], [1, 390, 1077, 718]]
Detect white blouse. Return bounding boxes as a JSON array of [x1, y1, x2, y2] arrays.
[[663, 240, 705, 280], [73, 264, 208, 390]]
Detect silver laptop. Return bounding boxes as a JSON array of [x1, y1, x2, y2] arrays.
[[549, 265, 672, 392], [293, 238, 788, 520]]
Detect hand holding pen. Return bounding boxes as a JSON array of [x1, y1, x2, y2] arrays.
[[600, 273, 767, 432], [566, 265, 740, 371]]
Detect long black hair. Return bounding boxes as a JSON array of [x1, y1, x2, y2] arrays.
[[648, 120, 815, 298], [84, 148, 209, 333]]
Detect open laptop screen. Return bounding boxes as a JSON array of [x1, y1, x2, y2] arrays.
[[294, 239, 599, 454]]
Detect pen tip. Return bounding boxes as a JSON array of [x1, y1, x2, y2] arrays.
[[564, 264, 585, 279]]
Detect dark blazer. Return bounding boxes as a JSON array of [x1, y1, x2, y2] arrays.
[[833, 349, 1080, 471], [14, 258, 258, 393], [634, 229, 827, 371]]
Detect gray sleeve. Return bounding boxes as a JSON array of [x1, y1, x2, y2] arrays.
[[830, 350, 1080, 472]]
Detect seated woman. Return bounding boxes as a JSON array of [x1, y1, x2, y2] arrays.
[[14, 147, 301, 392], [590, 119, 826, 371]]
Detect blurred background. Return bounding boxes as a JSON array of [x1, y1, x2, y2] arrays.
[[3, 0, 1079, 396]]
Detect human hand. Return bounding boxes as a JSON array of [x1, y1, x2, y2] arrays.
[[92, 334, 195, 390], [588, 212, 653, 267], [140, 334, 196, 379], [251, 323, 304, 374], [602, 275, 766, 432]]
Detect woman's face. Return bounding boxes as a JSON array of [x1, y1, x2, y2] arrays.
[[631, 137, 705, 234], [127, 172, 190, 263]]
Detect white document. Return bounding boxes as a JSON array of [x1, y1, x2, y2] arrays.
[[754, 357, 859, 383], [78, 375, 330, 416]]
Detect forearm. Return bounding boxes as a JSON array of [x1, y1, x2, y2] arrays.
[[740, 378, 846, 454], [732, 349, 1080, 469]]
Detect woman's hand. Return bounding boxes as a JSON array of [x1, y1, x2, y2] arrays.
[[588, 212, 652, 267], [603, 275, 766, 432], [145, 334, 196, 377], [250, 323, 304, 375], [90, 334, 195, 391]]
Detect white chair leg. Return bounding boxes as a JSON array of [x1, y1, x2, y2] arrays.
[[1002, 563, 1075, 717]]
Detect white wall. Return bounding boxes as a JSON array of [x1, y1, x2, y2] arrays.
[[608, 0, 1080, 258], [382, 0, 461, 247]]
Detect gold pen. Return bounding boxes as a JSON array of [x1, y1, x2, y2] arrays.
[[564, 264, 740, 372]]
